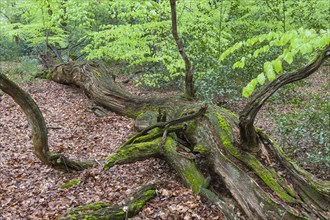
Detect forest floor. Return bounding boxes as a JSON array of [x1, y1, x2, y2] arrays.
[[0, 66, 328, 219], [0, 80, 223, 220]]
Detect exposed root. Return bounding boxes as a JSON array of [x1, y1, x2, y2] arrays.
[[48, 152, 94, 172]]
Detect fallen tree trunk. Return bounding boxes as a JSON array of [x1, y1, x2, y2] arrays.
[[2, 50, 329, 218], [42, 62, 329, 220]]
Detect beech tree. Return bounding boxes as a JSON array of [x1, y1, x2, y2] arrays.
[[1, 0, 329, 219]]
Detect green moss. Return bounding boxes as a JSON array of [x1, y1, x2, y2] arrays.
[[243, 154, 297, 203], [163, 137, 206, 194], [183, 168, 206, 194], [115, 211, 125, 216], [268, 168, 297, 197], [133, 132, 159, 143], [221, 108, 239, 119], [83, 215, 99, 220], [134, 201, 145, 211], [185, 120, 199, 137], [93, 70, 101, 77], [123, 105, 153, 119], [216, 113, 241, 158], [71, 202, 111, 212], [193, 144, 208, 154], [128, 189, 156, 215], [59, 179, 81, 189], [104, 139, 161, 170], [144, 189, 157, 198]]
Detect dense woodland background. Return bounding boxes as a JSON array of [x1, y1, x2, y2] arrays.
[[0, 0, 329, 219]]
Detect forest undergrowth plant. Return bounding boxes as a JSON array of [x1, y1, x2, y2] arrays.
[[1, 57, 41, 83], [274, 94, 330, 179]]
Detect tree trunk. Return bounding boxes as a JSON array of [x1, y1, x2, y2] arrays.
[[170, 0, 194, 100], [37, 62, 330, 220]]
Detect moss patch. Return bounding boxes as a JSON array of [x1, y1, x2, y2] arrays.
[[216, 113, 241, 158], [208, 112, 297, 203], [70, 201, 111, 212], [193, 144, 208, 154], [129, 189, 156, 213], [164, 137, 206, 194], [242, 153, 297, 203], [104, 139, 161, 170], [59, 179, 81, 189]]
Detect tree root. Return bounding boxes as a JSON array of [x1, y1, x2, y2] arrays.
[[48, 152, 94, 172]]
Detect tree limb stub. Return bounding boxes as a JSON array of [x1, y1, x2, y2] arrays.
[[239, 46, 330, 152]]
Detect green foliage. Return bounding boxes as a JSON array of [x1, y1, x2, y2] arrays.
[[0, 35, 20, 61], [221, 28, 330, 98], [275, 96, 329, 171], [1, 0, 329, 96]]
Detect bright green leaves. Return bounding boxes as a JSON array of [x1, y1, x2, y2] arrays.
[[264, 62, 275, 81], [283, 50, 294, 64], [272, 59, 282, 73], [253, 45, 270, 58], [233, 57, 245, 69], [219, 41, 243, 62], [242, 79, 257, 98], [278, 30, 296, 45], [256, 73, 266, 85], [221, 28, 329, 98]]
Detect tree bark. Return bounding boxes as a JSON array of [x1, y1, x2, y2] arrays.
[[49, 62, 174, 118]]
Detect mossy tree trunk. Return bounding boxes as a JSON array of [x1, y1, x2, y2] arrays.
[[34, 60, 329, 220]]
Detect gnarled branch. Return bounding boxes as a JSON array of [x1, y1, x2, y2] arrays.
[[239, 46, 330, 152]]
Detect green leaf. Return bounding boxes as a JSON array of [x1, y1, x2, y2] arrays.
[[264, 62, 276, 81], [300, 43, 313, 55], [272, 59, 282, 73], [257, 73, 266, 85], [232, 60, 245, 69], [283, 51, 294, 64], [242, 79, 257, 98]]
